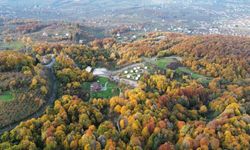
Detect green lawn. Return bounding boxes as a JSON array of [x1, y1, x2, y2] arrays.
[[176, 67, 211, 84], [154, 57, 176, 69], [0, 91, 14, 102], [176, 67, 206, 78], [82, 77, 120, 99]]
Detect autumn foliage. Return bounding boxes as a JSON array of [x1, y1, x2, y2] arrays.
[[0, 32, 249, 149]]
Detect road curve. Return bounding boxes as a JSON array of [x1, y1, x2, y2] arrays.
[[0, 59, 57, 135], [0, 56, 182, 134], [93, 56, 182, 88], [93, 63, 143, 88]]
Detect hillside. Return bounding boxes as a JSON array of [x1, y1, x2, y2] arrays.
[[0, 32, 249, 149]]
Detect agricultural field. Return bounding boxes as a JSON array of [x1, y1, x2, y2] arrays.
[[0, 51, 50, 128]]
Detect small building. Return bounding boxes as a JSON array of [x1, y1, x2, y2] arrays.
[[42, 32, 48, 37], [65, 33, 70, 37], [91, 82, 102, 92], [79, 40, 84, 44], [85, 66, 92, 73], [113, 76, 120, 82]]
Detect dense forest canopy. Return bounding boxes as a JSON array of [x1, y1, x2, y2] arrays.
[[0, 32, 249, 150], [0, 51, 34, 72]]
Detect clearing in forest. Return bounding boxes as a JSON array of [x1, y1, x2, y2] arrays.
[[82, 77, 120, 99], [0, 91, 14, 102]]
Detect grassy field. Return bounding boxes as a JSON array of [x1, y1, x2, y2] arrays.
[[177, 67, 206, 78], [176, 67, 211, 84], [152, 56, 212, 85], [0, 91, 14, 102], [154, 57, 176, 69], [82, 77, 120, 99]]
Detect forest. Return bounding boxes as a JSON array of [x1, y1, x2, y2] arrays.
[[0, 32, 249, 150]]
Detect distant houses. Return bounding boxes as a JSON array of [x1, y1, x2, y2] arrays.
[[41, 32, 72, 41]]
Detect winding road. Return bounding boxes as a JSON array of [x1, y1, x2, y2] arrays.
[[0, 56, 182, 134], [0, 57, 138, 134], [0, 58, 57, 135], [93, 66, 141, 88]]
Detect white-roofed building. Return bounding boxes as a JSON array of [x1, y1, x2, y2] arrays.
[[85, 66, 92, 73]]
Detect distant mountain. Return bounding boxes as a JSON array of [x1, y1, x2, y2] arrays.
[[1, 0, 249, 10], [0, 0, 249, 32], [0, 0, 171, 18]]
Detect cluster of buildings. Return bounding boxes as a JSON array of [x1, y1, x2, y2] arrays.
[[42, 32, 72, 40], [123, 66, 148, 81]]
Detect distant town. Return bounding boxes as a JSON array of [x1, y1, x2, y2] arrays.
[[0, 0, 249, 39]]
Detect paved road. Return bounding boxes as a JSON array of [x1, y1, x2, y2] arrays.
[[0, 58, 57, 135], [93, 62, 143, 76], [93, 56, 182, 88], [0, 55, 183, 134], [93, 63, 143, 88]]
